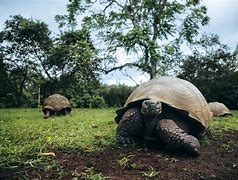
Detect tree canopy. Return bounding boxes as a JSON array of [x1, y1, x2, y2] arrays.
[[60, 0, 209, 78], [178, 34, 238, 109], [0, 1, 237, 109], [0, 15, 101, 108], [0, 15, 52, 107]]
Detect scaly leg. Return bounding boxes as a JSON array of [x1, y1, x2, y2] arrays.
[[156, 119, 200, 156], [116, 108, 145, 144]]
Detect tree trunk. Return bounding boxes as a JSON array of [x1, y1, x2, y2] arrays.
[[150, 53, 158, 79], [16, 68, 28, 107], [150, 62, 157, 79]]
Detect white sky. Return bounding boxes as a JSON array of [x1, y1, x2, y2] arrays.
[[0, 0, 237, 86]]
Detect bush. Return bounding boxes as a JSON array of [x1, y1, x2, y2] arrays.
[[98, 84, 135, 107], [91, 95, 106, 108], [70, 94, 106, 108], [78, 93, 92, 108], [69, 97, 78, 108]]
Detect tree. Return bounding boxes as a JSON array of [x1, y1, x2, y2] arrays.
[[41, 28, 101, 105], [60, 0, 209, 78], [0, 15, 102, 108], [178, 34, 238, 109], [0, 15, 52, 107], [98, 84, 134, 107], [0, 53, 17, 107]]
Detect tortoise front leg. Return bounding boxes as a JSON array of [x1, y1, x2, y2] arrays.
[[156, 119, 200, 156], [116, 108, 145, 145], [44, 110, 51, 119]]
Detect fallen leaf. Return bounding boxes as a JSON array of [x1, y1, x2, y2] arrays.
[[40, 152, 56, 157], [91, 124, 98, 128]]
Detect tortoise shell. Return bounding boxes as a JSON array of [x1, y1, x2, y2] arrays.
[[115, 76, 211, 131], [208, 102, 232, 117], [43, 94, 71, 113]]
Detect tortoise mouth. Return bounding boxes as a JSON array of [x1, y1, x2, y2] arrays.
[[141, 100, 162, 117]]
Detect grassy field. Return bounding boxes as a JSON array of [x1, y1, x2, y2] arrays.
[[0, 108, 238, 171], [0, 108, 117, 169], [210, 110, 238, 131]]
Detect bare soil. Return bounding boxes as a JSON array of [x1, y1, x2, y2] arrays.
[[1, 130, 238, 180]]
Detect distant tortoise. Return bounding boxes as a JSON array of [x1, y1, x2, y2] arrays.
[[42, 94, 71, 118], [115, 76, 212, 156], [208, 102, 232, 117]]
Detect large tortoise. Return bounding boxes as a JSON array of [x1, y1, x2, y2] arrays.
[[115, 76, 212, 156], [208, 102, 232, 117], [42, 94, 71, 118]]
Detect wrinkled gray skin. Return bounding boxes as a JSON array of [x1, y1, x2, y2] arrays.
[[116, 99, 201, 156]]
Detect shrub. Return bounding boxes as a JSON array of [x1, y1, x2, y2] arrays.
[[91, 95, 106, 108]]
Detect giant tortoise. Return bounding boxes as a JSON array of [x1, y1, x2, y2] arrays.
[[208, 102, 232, 117], [42, 94, 71, 118], [115, 76, 212, 156]]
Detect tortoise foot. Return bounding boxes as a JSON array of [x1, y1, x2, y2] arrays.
[[116, 134, 137, 145], [157, 119, 200, 156], [182, 135, 200, 156], [116, 108, 144, 145]]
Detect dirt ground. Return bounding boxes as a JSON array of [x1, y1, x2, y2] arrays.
[[1, 130, 238, 180]]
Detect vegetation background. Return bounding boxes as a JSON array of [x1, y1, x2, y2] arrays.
[[0, 0, 237, 110]]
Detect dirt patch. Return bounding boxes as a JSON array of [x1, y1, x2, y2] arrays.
[[1, 130, 238, 179]]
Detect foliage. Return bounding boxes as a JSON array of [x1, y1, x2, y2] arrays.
[[75, 167, 109, 180], [0, 15, 52, 107], [1, 7, 237, 110], [0, 55, 17, 107], [91, 95, 106, 108], [117, 155, 136, 169], [98, 84, 135, 107], [178, 34, 238, 109], [62, 0, 209, 78], [75, 94, 106, 108], [0, 15, 101, 108], [141, 166, 160, 178], [67, 84, 134, 108], [41, 29, 101, 103]]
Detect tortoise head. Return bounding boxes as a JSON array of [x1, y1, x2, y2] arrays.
[[141, 100, 162, 117]]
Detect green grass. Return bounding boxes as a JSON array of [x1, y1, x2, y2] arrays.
[[0, 108, 237, 170], [211, 110, 238, 132], [0, 108, 117, 168]]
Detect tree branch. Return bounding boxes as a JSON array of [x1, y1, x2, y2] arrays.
[[104, 62, 140, 74], [121, 69, 139, 86], [153, 0, 167, 41], [103, 0, 124, 12]]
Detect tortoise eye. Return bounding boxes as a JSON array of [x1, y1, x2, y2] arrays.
[[143, 101, 149, 106]]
